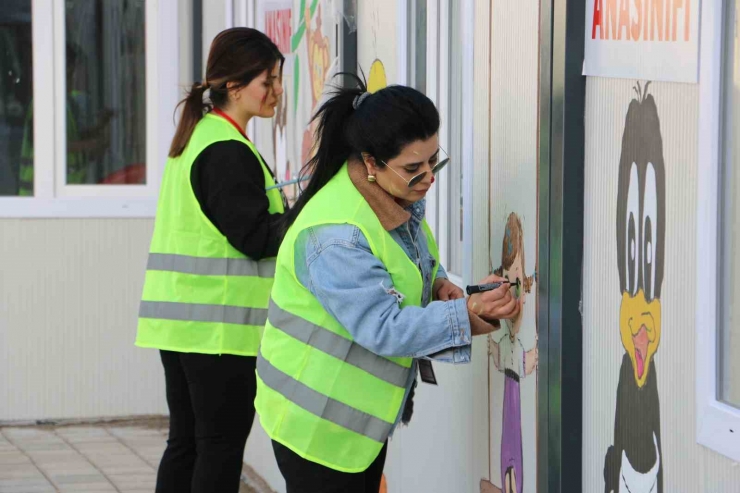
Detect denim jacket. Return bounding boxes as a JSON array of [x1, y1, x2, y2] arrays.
[[292, 164, 474, 431]]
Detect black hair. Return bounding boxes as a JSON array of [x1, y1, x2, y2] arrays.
[[281, 73, 440, 230]]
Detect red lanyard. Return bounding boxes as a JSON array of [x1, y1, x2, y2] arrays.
[[212, 108, 250, 141]]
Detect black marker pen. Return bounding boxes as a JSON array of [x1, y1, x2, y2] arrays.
[[465, 278, 519, 295]]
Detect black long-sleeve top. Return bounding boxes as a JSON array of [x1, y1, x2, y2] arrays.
[[190, 140, 287, 260]]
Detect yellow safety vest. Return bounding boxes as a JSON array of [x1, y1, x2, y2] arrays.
[[136, 113, 284, 356], [255, 163, 439, 472]]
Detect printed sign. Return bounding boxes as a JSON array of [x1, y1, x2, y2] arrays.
[[584, 0, 701, 83]]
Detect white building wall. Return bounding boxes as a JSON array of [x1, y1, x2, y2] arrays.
[[485, 1, 540, 491], [0, 219, 163, 421]]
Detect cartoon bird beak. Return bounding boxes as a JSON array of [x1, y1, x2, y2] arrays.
[[620, 289, 662, 388]]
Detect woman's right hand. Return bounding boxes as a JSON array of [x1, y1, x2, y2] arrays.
[[466, 274, 520, 323]]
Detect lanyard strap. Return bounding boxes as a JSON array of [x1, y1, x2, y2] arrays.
[[212, 108, 250, 141]]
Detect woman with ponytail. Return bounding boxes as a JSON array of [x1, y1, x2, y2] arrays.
[[135, 28, 288, 493], [255, 75, 521, 493]]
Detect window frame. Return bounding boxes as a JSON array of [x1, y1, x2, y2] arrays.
[[0, 0, 179, 218], [696, 0, 740, 463], [410, 0, 474, 286]]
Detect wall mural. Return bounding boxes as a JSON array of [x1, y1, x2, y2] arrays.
[[367, 59, 388, 93], [604, 82, 665, 493], [257, 0, 341, 202], [482, 212, 538, 493]]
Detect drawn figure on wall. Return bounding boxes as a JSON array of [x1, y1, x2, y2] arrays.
[[367, 59, 388, 93], [300, 1, 331, 167], [484, 212, 538, 493], [604, 82, 665, 493]]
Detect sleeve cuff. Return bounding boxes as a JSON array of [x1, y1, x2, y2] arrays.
[[417, 299, 473, 364], [448, 298, 472, 345], [467, 310, 496, 335]]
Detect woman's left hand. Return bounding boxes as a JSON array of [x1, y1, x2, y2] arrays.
[[433, 278, 464, 301]]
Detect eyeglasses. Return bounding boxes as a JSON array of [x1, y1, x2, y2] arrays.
[[380, 147, 450, 188]]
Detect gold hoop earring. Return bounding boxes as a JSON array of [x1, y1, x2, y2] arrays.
[[367, 175, 376, 183]]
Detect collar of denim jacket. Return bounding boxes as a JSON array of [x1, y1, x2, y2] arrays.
[[348, 158, 412, 231]]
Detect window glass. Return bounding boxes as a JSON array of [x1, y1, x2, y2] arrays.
[[0, 0, 33, 196], [65, 0, 146, 185], [720, 0, 740, 408]]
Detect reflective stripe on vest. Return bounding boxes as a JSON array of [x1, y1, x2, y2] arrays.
[[136, 113, 284, 356], [255, 163, 440, 472], [139, 301, 269, 326], [267, 299, 410, 387], [256, 350, 394, 442], [147, 253, 277, 278]]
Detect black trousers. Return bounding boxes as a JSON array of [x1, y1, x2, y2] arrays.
[[272, 439, 387, 493], [155, 350, 257, 493]]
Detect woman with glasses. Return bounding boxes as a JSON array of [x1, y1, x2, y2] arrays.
[[254, 75, 520, 493], [136, 28, 288, 493]]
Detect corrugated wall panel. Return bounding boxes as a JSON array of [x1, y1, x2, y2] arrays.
[[583, 77, 740, 491], [0, 219, 166, 421], [486, 1, 540, 492], [471, 0, 492, 488]]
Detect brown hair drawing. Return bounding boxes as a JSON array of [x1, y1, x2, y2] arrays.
[[494, 212, 535, 294]]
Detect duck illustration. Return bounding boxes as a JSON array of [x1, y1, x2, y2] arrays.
[[604, 82, 665, 493]]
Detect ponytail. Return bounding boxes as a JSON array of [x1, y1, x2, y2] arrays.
[[280, 73, 440, 232], [280, 73, 365, 231], [168, 82, 210, 158]]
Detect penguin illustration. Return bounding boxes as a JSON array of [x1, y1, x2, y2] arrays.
[[604, 82, 665, 493]]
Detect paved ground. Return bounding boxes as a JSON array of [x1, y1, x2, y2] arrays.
[[0, 420, 263, 493]]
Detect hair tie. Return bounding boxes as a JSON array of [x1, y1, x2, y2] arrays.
[[352, 92, 370, 110]]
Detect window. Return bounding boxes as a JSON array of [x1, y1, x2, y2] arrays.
[[0, 0, 179, 217], [409, 0, 465, 278], [720, 0, 740, 411], [63, 1, 146, 187], [0, 0, 33, 196], [696, 0, 740, 463]]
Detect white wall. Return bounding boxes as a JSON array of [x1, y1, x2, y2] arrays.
[[0, 219, 164, 421], [357, 0, 401, 84], [485, 1, 540, 491]]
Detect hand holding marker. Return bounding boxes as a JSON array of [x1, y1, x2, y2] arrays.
[[466, 270, 536, 297], [466, 278, 520, 296]]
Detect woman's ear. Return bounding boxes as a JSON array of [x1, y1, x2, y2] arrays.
[[225, 81, 241, 102], [361, 152, 378, 174]]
